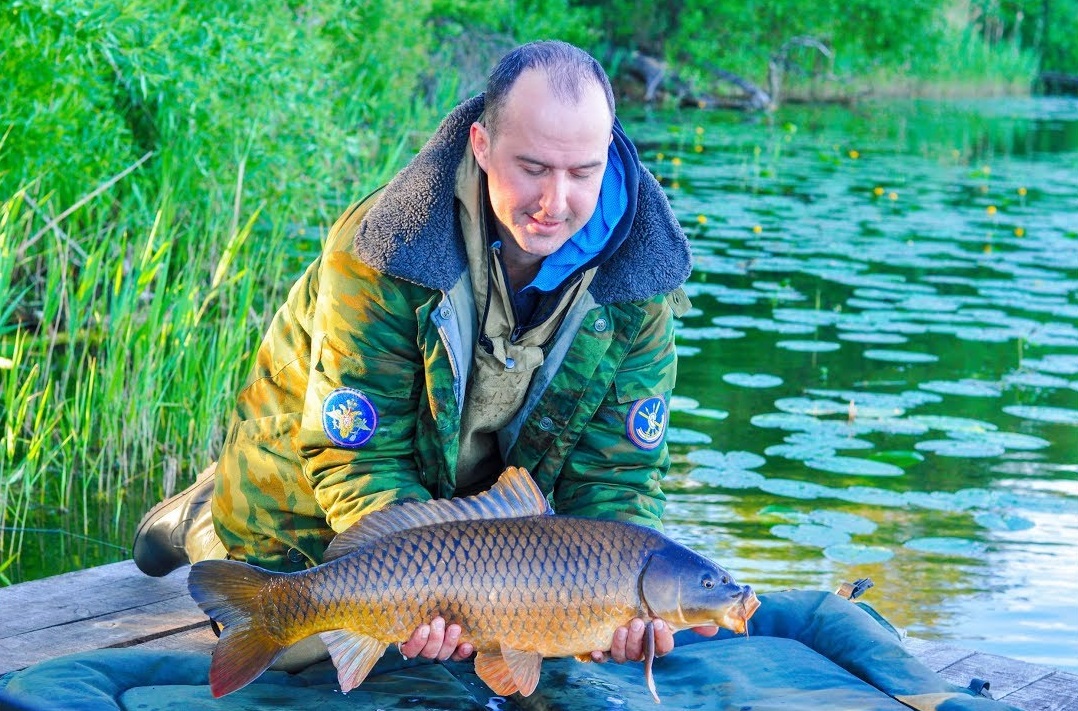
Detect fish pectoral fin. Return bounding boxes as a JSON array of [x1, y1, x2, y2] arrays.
[[500, 643, 544, 697], [320, 629, 387, 693], [474, 645, 544, 697], [475, 651, 520, 696]]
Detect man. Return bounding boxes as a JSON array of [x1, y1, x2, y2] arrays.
[[134, 40, 700, 667]]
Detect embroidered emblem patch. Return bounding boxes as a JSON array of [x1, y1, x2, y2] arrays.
[[322, 388, 378, 448], [626, 396, 667, 450]]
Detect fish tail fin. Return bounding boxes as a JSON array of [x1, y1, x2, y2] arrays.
[[188, 559, 288, 697]]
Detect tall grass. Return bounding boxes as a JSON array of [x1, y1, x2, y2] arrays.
[[0, 0, 453, 582]]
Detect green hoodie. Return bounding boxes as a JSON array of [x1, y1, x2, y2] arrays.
[[211, 95, 692, 571]]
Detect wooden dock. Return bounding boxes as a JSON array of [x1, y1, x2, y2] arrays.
[[1, 560, 1075, 710]]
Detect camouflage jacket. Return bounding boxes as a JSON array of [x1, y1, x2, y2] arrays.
[[212, 95, 692, 570]]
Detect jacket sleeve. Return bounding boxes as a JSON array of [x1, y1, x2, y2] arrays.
[[296, 206, 435, 533], [551, 293, 679, 531]]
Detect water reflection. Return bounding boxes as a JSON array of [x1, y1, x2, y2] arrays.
[[626, 97, 1078, 671]]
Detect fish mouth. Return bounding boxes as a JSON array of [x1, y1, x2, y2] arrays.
[[720, 590, 761, 635]]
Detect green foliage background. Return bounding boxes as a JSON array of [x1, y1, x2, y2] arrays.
[[0, 0, 1075, 582]]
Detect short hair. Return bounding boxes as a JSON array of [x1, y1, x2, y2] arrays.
[[484, 40, 615, 137]]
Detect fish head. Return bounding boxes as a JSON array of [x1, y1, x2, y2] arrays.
[[640, 543, 760, 634]]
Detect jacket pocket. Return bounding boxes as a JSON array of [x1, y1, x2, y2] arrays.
[[314, 334, 419, 400]]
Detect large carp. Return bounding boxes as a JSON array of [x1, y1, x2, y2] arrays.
[[187, 466, 759, 701]]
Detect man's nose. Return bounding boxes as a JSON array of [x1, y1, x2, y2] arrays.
[[540, 173, 569, 217]]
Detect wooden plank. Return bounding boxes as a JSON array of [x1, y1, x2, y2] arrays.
[[939, 651, 1054, 699], [999, 671, 1078, 711], [129, 623, 218, 656], [904, 637, 976, 672], [0, 560, 189, 639], [0, 583, 205, 674]]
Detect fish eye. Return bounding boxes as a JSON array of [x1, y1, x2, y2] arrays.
[[702, 574, 715, 589]]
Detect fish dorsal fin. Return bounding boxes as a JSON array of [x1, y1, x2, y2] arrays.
[[320, 629, 386, 693], [324, 466, 550, 561]]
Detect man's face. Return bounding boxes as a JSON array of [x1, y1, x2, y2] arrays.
[[470, 69, 613, 276]]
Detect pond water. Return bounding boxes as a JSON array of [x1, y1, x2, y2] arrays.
[[623, 97, 1078, 672]]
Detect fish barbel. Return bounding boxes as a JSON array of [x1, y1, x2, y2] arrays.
[[188, 466, 759, 701]]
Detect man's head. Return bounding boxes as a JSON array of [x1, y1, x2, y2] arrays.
[[470, 41, 617, 284]]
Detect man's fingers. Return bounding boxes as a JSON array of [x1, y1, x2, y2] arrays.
[[419, 617, 447, 659], [609, 625, 629, 663], [399, 624, 430, 659], [653, 618, 675, 656], [438, 623, 462, 660], [623, 618, 646, 662], [450, 642, 476, 663]]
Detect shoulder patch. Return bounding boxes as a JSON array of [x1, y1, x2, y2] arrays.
[[322, 387, 378, 448], [626, 396, 668, 450]]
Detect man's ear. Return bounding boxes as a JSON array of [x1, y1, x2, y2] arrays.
[[470, 121, 491, 171]]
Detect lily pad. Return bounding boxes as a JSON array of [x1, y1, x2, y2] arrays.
[[776, 340, 842, 352], [775, 397, 849, 416], [677, 326, 746, 341], [666, 427, 713, 445], [765, 443, 837, 460], [823, 544, 894, 564], [1003, 405, 1078, 425], [946, 430, 1051, 451], [863, 349, 940, 363], [680, 407, 730, 421], [770, 523, 851, 548], [785, 431, 875, 450], [1023, 355, 1078, 375], [804, 456, 905, 477], [836, 332, 910, 344], [686, 450, 766, 471], [918, 379, 1002, 397], [914, 439, 1007, 458], [758, 478, 836, 500], [1002, 372, 1071, 389], [807, 510, 878, 535], [974, 512, 1035, 532], [903, 537, 988, 558], [750, 413, 830, 432], [712, 315, 770, 328], [690, 467, 767, 489], [837, 486, 908, 507], [723, 372, 784, 388], [669, 395, 701, 411], [908, 415, 998, 433]]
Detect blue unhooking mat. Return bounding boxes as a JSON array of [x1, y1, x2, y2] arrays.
[[0, 591, 1022, 711]]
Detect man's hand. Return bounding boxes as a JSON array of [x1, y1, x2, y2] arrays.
[[590, 619, 719, 663], [398, 616, 474, 662]]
